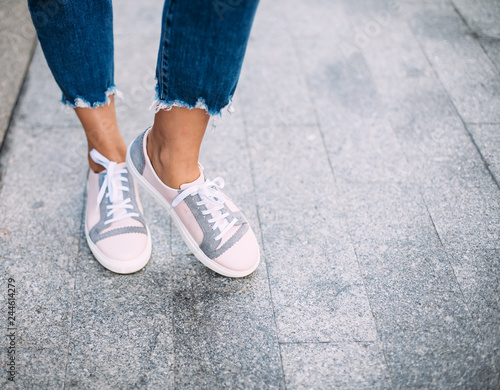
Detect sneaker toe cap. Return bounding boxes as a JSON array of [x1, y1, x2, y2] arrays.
[[97, 232, 150, 262], [213, 228, 260, 273]]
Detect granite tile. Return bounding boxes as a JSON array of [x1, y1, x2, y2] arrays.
[[408, 2, 500, 123], [280, 0, 352, 39], [294, 36, 412, 184], [295, 38, 380, 127], [415, 158, 500, 253], [374, 76, 479, 165], [321, 113, 411, 184], [466, 123, 500, 185], [11, 45, 80, 130], [0, 347, 66, 389], [481, 39, 500, 71], [281, 342, 392, 390], [339, 181, 498, 387], [448, 248, 500, 330], [362, 18, 434, 79], [383, 330, 498, 389], [170, 255, 284, 390], [113, 0, 163, 38], [338, 182, 473, 332], [0, 119, 86, 348], [451, 0, 500, 39], [65, 203, 175, 389], [113, 11, 161, 139], [238, 0, 315, 128], [0, 0, 36, 146], [247, 123, 378, 342], [411, 158, 500, 341]]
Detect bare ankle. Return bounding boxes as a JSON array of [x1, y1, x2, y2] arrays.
[[147, 127, 200, 189]]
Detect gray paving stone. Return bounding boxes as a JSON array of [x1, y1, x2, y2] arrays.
[[280, 342, 392, 390], [411, 159, 500, 353], [367, 29, 500, 383], [339, 181, 499, 388], [113, 0, 162, 39], [362, 18, 434, 79], [246, 123, 378, 343], [11, 45, 80, 131], [450, 248, 500, 335], [0, 118, 86, 348], [65, 202, 175, 389], [0, 0, 36, 146], [373, 76, 479, 165], [481, 39, 500, 71], [296, 38, 379, 128], [467, 123, 500, 185], [170, 255, 284, 390], [415, 158, 500, 253], [0, 347, 66, 389], [294, 36, 413, 184], [319, 116, 412, 184], [338, 182, 473, 332], [280, 0, 351, 39], [408, 2, 500, 123], [451, 0, 500, 39], [383, 330, 498, 389], [238, 0, 316, 128], [113, 0, 162, 140]]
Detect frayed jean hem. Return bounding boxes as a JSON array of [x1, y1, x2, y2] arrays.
[[150, 84, 235, 117], [61, 86, 123, 109]]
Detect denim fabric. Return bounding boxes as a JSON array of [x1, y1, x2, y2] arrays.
[[27, 0, 115, 108], [27, 0, 259, 115]]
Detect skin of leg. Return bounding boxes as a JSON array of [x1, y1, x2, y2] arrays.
[[147, 106, 210, 189], [74, 96, 127, 173]]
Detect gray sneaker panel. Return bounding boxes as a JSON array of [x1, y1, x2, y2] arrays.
[[129, 129, 147, 175], [183, 194, 249, 259]]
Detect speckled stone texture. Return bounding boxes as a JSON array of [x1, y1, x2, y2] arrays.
[[0, 0, 36, 148], [0, 0, 499, 388]]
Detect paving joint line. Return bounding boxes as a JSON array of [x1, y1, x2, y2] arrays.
[[411, 3, 500, 191], [285, 13, 396, 390], [241, 108, 287, 390], [61, 185, 87, 389]]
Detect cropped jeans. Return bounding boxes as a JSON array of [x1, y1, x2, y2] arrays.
[[27, 0, 260, 116]]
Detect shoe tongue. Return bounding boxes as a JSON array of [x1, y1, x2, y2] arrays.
[[180, 172, 205, 190]]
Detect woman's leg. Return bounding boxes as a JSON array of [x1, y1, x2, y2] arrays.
[[28, 0, 124, 172], [28, 0, 151, 273], [148, 0, 260, 189], [75, 96, 127, 173], [127, 0, 261, 278]]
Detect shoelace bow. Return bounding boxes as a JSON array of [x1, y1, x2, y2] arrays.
[[89, 149, 139, 225], [171, 177, 238, 241]]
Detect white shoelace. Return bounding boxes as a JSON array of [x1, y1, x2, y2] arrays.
[[89, 149, 140, 225], [171, 177, 238, 241]]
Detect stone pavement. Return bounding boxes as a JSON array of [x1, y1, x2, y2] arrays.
[[0, 0, 499, 388]]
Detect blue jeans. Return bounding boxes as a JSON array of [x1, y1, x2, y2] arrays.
[[27, 0, 259, 115]]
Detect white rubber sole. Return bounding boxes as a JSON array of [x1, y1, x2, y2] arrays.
[[126, 143, 260, 278], [85, 222, 152, 274]]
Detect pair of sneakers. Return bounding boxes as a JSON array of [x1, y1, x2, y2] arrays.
[[85, 128, 260, 277]]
